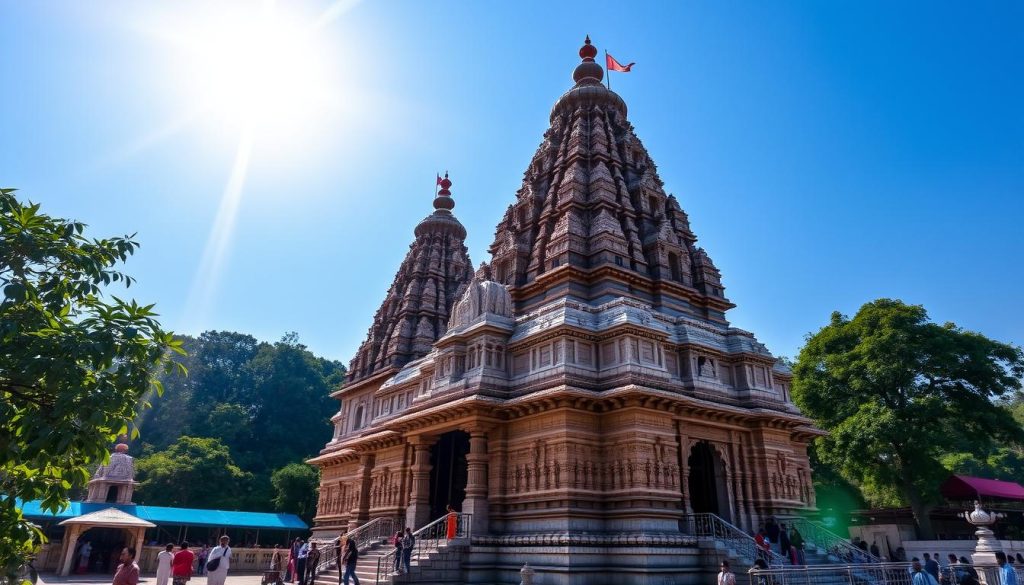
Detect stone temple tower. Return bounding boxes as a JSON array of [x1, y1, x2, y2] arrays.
[[312, 38, 821, 585], [85, 438, 137, 505]]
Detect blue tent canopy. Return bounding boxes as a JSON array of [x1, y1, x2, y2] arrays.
[[20, 500, 307, 531]]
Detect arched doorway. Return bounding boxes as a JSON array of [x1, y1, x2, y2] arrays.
[[73, 527, 131, 573], [428, 430, 469, 520], [688, 441, 730, 522]]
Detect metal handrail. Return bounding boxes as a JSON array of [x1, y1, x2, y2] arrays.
[[375, 512, 472, 584], [682, 513, 788, 567], [789, 518, 881, 564], [316, 516, 399, 574], [748, 561, 913, 585]]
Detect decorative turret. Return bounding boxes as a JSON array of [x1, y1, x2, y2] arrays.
[[347, 174, 473, 383], [488, 37, 732, 321], [448, 262, 514, 330], [85, 437, 137, 504]]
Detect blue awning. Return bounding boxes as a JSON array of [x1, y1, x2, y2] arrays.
[[20, 500, 307, 531]]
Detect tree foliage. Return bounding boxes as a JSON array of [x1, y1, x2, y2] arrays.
[[792, 299, 1024, 538], [271, 463, 320, 523], [0, 188, 182, 580], [135, 436, 251, 509], [138, 331, 344, 513]]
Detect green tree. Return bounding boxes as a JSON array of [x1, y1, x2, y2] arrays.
[[271, 463, 320, 522], [0, 189, 183, 581], [135, 436, 251, 509], [792, 299, 1024, 538]]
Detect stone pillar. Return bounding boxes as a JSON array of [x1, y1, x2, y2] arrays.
[[676, 424, 693, 514], [59, 525, 82, 576], [405, 437, 433, 530], [463, 428, 490, 536], [348, 453, 375, 530], [134, 528, 146, 562]]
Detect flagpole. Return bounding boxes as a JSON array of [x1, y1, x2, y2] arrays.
[[605, 50, 611, 90]]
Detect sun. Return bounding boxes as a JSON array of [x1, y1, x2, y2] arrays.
[[157, 2, 343, 150]]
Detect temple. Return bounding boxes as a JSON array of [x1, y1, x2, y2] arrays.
[[310, 37, 822, 584]]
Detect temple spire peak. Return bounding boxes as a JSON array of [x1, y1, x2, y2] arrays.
[[573, 35, 604, 85], [434, 171, 455, 212]]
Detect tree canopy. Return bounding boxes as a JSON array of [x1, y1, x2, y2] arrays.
[[792, 298, 1024, 538], [135, 436, 252, 509], [271, 463, 320, 523], [136, 330, 344, 512], [0, 188, 182, 580]]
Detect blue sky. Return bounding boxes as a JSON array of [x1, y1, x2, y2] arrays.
[[1, 1, 1021, 364]]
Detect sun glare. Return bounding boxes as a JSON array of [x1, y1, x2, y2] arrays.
[[158, 3, 343, 151]]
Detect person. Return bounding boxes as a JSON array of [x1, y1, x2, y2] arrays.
[[341, 539, 360, 585], [871, 542, 881, 558], [206, 535, 232, 585], [754, 530, 770, 563], [196, 545, 209, 576], [112, 548, 139, 585], [779, 523, 791, 561], [287, 539, 301, 582], [296, 539, 310, 585], [171, 542, 195, 585], [156, 544, 174, 585], [271, 544, 284, 585], [718, 560, 736, 585], [958, 556, 980, 585], [1018, 554, 1024, 566], [997, 551, 1018, 585], [445, 505, 458, 540], [925, 553, 941, 582], [749, 559, 769, 585], [401, 528, 414, 574], [391, 531, 404, 574], [912, 559, 941, 585], [306, 542, 321, 585], [765, 518, 780, 551], [77, 540, 92, 574], [789, 525, 805, 565]]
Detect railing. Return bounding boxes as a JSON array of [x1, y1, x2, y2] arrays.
[[789, 518, 881, 564], [748, 562, 913, 585], [315, 516, 400, 574], [682, 513, 788, 567], [375, 512, 472, 584], [943, 563, 1024, 585]]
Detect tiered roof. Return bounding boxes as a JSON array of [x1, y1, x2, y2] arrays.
[[346, 174, 473, 383]]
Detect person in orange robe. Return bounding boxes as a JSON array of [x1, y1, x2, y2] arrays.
[[445, 505, 457, 540]]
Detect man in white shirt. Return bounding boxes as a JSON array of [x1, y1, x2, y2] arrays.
[[718, 560, 736, 585], [206, 536, 232, 585], [156, 543, 174, 585]]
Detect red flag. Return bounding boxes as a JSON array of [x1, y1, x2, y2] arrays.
[[436, 174, 444, 186], [606, 53, 635, 73]]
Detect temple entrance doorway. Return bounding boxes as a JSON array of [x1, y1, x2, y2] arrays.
[[688, 441, 730, 522], [428, 430, 469, 521], [73, 527, 129, 574]]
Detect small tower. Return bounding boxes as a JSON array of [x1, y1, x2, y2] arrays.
[[85, 437, 138, 504]]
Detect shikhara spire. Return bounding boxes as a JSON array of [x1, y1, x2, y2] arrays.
[[488, 37, 732, 322], [347, 174, 473, 383]]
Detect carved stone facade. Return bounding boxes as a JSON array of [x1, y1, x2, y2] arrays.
[[312, 38, 822, 585]]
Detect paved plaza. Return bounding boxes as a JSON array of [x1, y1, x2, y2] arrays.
[[39, 574, 272, 585]]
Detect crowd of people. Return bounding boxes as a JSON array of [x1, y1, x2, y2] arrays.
[[751, 517, 807, 565], [107, 535, 234, 585]]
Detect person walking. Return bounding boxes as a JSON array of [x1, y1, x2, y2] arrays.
[[341, 539, 360, 585], [913, 559, 941, 585], [112, 548, 139, 585], [205, 536, 232, 585], [391, 531, 403, 574], [77, 540, 93, 574], [789, 525, 806, 565], [779, 524, 791, 561], [156, 544, 174, 585], [271, 544, 284, 585], [296, 539, 310, 585], [765, 518, 780, 551], [997, 552, 1018, 585], [171, 542, 195, 585], [445, 505, 458, 540], [196, 545, 208, 576], [924, 553, 941, 582], [401, 528, 414, 575], [718, 560, 736, 585], [287, 539, 301, 582], [306, 542, 321, 585]]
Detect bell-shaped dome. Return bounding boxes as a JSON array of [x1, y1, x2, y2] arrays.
[[448, 263, 513, 329]]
